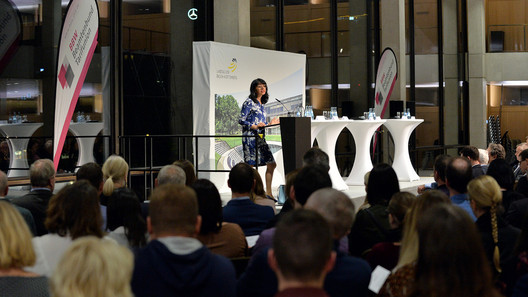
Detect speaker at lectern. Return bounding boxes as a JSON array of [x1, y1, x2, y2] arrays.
[[279, 117, 311, 176]]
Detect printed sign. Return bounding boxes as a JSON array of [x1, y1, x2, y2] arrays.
[[0, 0, 22, 74], [374, 48, 398, 118]]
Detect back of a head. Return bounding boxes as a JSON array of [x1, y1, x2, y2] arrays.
[[29, 159, 55, 188], [0, 170, 7, 196], [445, 156, 472, 194], [366, 163, 399, 205], [191, 179, 223, 235], [107, 188, 146, 247], [302, 147, 330, 172], [251, 169, 267, 199], [387, 192, 416, 226], [0, 201, 36, 269], [76, 162, 103, 191], [479, 149, 489, 165], [305, 188, 355, 239], [488, 143, 506, 160], [397, 190, 450, 268], [433, 155, 450, 182], [157, 165, 186, 186], [51, 237, 134, 297], [46, 180, 103, 239], [273, 209, 333, 282], [414, 204, 496, 297], [460, 146, 480, 161], [486, 158, 515, 190], [229, 163, 254, 194], [173, 159, 197, 186], [149, 184, 198, 236], [520, 149, 528, 164], [102, 155, 129, 196], [293, 166, 332, 206], [468, 175, 502, 210]]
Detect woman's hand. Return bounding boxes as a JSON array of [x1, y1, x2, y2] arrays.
[[251, 124, 258, 130], [270, 117, 280, 125], [257, 122, 266, 128]]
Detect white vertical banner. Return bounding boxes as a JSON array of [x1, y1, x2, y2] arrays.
[[0, 0, 22, 74], [53, 0, 99, 169], [374, 48, 398, 118]]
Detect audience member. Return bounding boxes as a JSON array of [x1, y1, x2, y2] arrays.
[[192, 179, 248, 258], [101, 155, 129, 204], [106, 188, 147, 249], [513, 208, 528, 288], [268, 209, 335, 297], [516, 149, 528, 198], [460, 145, 486, 178], [238, 188, 371, 297], [173, 159, 197, 186], [445, 156, 477, 220], [0, 140, 9, 173], [488, 143, 506, 163], [253, 166, 332, 255], [250, 169, 276, 212], [348, 163, 400, 257], [51, 237, 133, 297], [0, 170, 36, 235], [156, 164, 186, 186], [12, 159, 55, 236], [416, 154, 450, 196], [366, 192, 415, 271], [223, 163, 274, 236], [479, 148, 490, 172], [513, 143, 528, 180], [468, 175, 520, 294], [265, 169, 300, 227], [131, 184, 236, 297], [302, 147, 330, 172], [380, 204, 501, 297], [76, 162, 107, 230], [395, 190, 450, 271], [27, 180, 104, 276], [0, 202, 49, 297], [486, 158, 525, 213]]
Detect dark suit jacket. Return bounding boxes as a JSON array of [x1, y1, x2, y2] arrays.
[[12, 189, 53, 236], [222, 197, 274, 236]]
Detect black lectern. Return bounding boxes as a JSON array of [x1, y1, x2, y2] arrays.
[[280, 117, 312, 176]]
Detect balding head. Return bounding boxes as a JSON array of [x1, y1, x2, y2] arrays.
[[0, 170, 8, 197], [29, 159, 55, 190], [157, 165, 186, 187], [446, 157, 472, 195], [305, 188, 355, 239]]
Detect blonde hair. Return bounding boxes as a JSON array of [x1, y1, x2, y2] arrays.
[[468, 175, 503, 273], [51, 237, 133, 297], [0, 201, 36, 269], [102, 155, 129, 196], [397, 190, 450, 269]]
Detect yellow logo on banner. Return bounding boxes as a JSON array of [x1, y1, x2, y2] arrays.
[[228, 58, 237, 72]]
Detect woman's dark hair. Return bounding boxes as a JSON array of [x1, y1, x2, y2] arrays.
[[106, 187, 147, 247], [173, 159, 197, 186], [411, 204, 499, 297], [191, 179, 223, 234], [45, 180, 103, 240], [249, 78, 269, 104], [366, 163, 400, 205], [486, 158, 515, 190]]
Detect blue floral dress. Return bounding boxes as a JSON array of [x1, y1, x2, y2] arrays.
[[239, 98, 275, 166]]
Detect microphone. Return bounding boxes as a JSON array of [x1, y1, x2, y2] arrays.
[[275, 98, 293, 116]]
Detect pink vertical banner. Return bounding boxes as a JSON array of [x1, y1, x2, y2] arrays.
[[0, 0, 22, 74], [53, 0, 99, 169]]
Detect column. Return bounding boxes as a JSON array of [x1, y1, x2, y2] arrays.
[[214, 0, 250, 46], [443, 0, 459, 147]]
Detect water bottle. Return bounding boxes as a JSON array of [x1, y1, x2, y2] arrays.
[[406, 108, 411, 119]]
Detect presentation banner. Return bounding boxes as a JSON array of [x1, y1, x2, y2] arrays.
[[53, 0, 99, 169], [193, 42, 305, 190], [374, 48, 398, 118], [0, 0, 22, 74]]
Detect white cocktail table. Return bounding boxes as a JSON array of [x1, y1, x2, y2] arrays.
[[0, 123, 43, 177], [69, 122, 104, 168]]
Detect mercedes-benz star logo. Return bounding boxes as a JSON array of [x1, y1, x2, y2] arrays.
[[188, 8, 198, 21]]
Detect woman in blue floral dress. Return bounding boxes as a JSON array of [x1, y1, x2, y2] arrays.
[[239, 78, 279, 197]]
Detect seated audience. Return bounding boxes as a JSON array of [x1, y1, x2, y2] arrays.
[[469, 175, 521, 295], [366, 192, 415, 271], [513, 143, 528, 180], [192, 179, 248, 258], [479, 148, 490, 173], [101, 155, 129, 205], [76, 162, 107, 230], [12, 159, 55, 236], [106, 188, 147, 249], [460, 145, 486, 178], [268, 209, 335, 297], [0, 202, 49, 297], [173, 159, 197, 186], [488, 143, 506, 164], [238, 188, 371, 297], [265, 168, 300, 228], [516, 149, 528, 198], [223, 163, 275, 236], [156, 164, 186, 186], [445, 156, 477, 220], [0, 170, 37, 235], [51, 237, 133, 297], [250, 169, 277, 212], [302, 147, 330, 172], [348, 163, 400, 257], [486, 158, 525, 213], [27, 180, 104, 276], [416, 154, 450, 196], [394, 190, 450, 271], [379, 204, 501, 297]]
